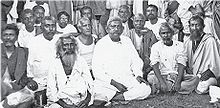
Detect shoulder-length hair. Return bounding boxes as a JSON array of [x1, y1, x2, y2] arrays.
[[55, 33, 79, 58]]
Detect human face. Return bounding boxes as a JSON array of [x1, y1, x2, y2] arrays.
[[42, 20, 56, 40], [58, 14, 68, 28], [62, 38, 75, 54], [22, 12, 35, 27], [107, 21, 124, 41], [81, 9, 92, 20], [133, 16, 145, 29], [2, 29, 18, 47], [79, 20, 92, 36], [146, 7, 158, 20], [159, 27, 173, 46], [34, 8, 45, 24], [118, 8, 130, 22], [189, 19, 204, 40]]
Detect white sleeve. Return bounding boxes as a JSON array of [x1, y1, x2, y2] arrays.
[[127, 38, 143, 77], [27, 43, 34, 78], [92, 41, 113, 84], [80, 57, 94, 92], [46, 60, 59, 102], [176, 42, 187, 66], [150, 43, 160, 66]]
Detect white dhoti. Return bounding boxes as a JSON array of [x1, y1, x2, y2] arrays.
[[94, 77, 151, 101]]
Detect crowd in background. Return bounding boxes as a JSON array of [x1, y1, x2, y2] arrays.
[[1, 0, 220, 108]]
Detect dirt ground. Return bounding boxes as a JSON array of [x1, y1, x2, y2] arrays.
[[108, 92, 220, 108]]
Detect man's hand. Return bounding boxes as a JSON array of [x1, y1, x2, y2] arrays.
[[159, 81, 169, 93], [136, 76, 149, 85], [78, 91, 91, 108], [27, 80, 38, 91], [110, 79, 128, 93]]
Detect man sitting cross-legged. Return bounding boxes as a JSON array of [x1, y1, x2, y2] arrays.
[[47, 35, 94, 108], [184, 15, 220, 94], [147, 22, 199, 94], [91, 17, 151, 107]]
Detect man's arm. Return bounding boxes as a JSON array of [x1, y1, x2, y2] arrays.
[[110, 79, 128, 93], [173, 63, 185, 91], [152, 63, 168, 93]]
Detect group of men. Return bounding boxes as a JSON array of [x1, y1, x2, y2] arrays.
[[1, 2, 220, 108]]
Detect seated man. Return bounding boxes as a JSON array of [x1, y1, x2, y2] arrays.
[[148, 22, 199, 94], [1, 24, 37, 108], [47, 35, 93, 108], [27, 16, 62, 106], [128, 13, 157, 79], [56, 11, 77, 34], [92, 17, 151, 107], [184, 15, 220, 94]]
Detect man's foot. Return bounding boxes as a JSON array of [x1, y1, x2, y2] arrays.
[[111, 92, 125, 101], [150, 84, 159, 95]]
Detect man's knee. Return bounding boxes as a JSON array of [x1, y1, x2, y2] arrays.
[[139, 84, 151, 98], [127, 84, 151, 100]]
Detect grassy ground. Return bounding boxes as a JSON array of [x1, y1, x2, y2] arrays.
[[107, 92, 219, 108]]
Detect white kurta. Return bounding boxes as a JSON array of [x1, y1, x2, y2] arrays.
[[150, 40, 187, 75], [27, 34, 61, 91], [56, 23, 77, 35], [144, 18, 166, 40], [47, 56, 94, 106], [92, 35, 151, 101], [17, 24, 36, 48]]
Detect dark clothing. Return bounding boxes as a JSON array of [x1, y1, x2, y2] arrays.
[[127, 18, 135, 30], [213, 1, 220, 40], [1, 44, 29, 89], [1, 45, 18, 81]]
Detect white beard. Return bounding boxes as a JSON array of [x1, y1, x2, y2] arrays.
[[61, 54, 76, 67]]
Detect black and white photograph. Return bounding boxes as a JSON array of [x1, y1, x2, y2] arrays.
[[1, 0, 220, 108]]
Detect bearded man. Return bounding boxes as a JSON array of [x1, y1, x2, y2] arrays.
[[184, 15, 220, 94], [47, 35, 94, 108]]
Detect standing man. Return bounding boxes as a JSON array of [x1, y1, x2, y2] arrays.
[[117, 5, 134, 37], [27, 16, 61, 106], [32, 5, 45, 35], [184, 15, 220, 94], [17, 9, 36, 48], [91, 17, 151, 107]]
